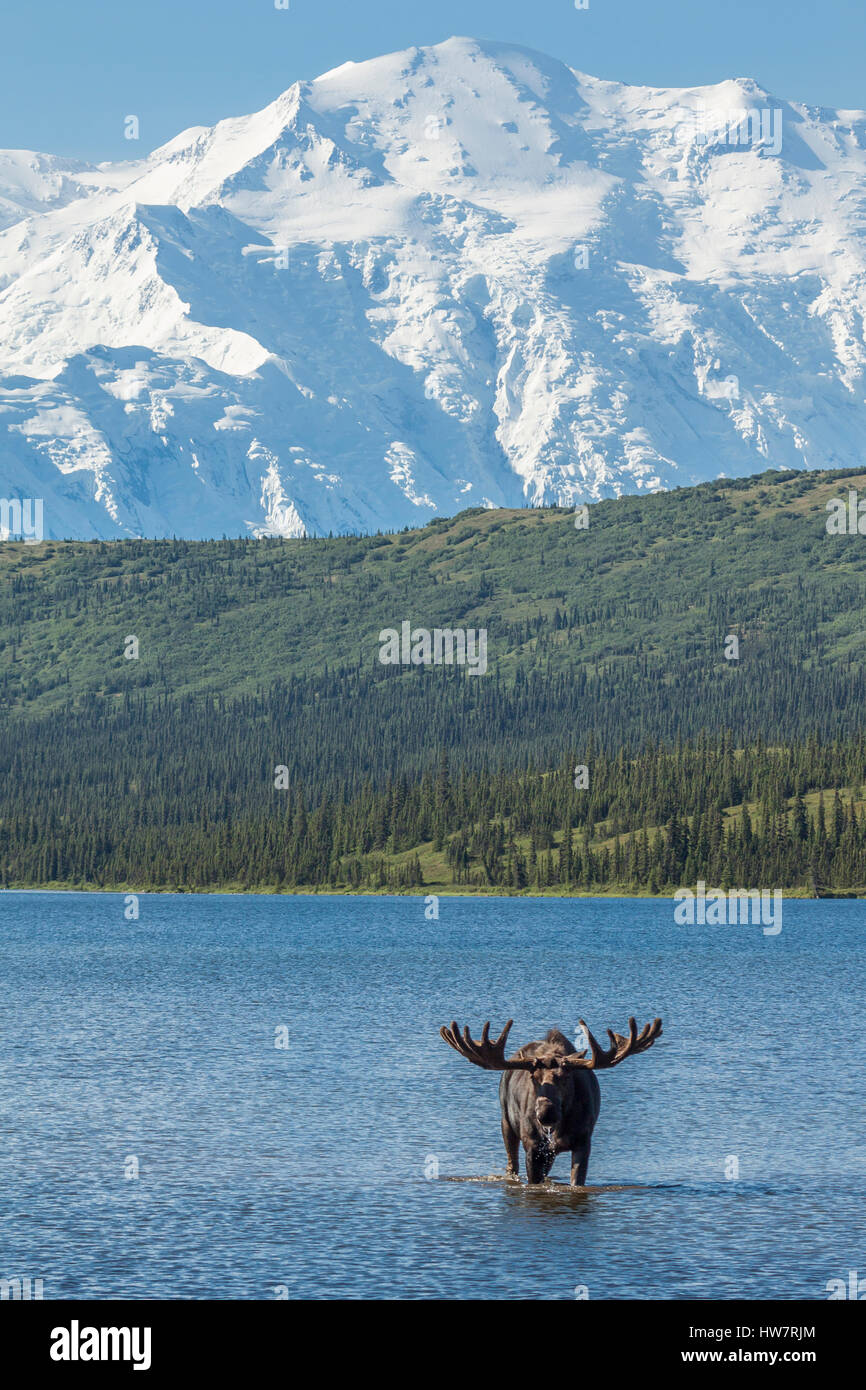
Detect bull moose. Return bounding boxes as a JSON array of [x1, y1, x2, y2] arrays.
[[440, 1014, 663, 1186]]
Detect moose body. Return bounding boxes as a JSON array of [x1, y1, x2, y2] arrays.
[[499, 1030, 601, 1185], [441, 1015, 662, 1186]]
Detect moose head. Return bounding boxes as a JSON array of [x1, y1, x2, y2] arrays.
[[440, 1014, 663, 1186]]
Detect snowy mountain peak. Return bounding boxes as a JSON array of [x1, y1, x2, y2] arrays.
[[1, 38, 866, 539]]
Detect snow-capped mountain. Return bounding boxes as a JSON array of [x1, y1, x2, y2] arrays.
[[2, 36, 866, 539]]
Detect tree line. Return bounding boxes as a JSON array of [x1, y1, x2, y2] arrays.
[[1, 719, 864, 893]]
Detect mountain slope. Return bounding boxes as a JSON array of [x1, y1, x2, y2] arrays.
[[2, 37, 866, 538], [2, 465, 866, 732], [3, 467, 866, 893]]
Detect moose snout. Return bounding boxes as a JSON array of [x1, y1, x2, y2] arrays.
[[534, 1098, 560, 1127]]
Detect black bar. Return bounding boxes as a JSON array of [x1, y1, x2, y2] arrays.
[[4, 1298, 857, 1376]]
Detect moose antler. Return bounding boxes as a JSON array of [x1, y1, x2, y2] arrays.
[[564, 1015, 663, 1070], [440, 1019, 538, 1071]]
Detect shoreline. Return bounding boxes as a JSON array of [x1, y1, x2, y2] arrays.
[[0, 883, 843, 899]]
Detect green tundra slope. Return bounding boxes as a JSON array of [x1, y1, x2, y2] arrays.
[[1, 466, 866, 893], [2, 465, 866, 720]]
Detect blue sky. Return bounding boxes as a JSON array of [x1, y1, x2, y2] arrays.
[[3, 0, 865, 161]]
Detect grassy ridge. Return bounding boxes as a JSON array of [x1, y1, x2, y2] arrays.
[[2, 465, 866, 717], [3, 466, 866, 894]]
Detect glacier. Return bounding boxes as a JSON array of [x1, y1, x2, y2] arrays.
[[1, 36, 865, 539]]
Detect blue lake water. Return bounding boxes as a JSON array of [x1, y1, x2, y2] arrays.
[[0, 891, 863, 1300]]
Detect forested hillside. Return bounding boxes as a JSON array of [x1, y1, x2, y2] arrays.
[[2, 467, 866, 893]]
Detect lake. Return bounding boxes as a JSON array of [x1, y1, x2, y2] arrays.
[[0, 892, 863, 1300]]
